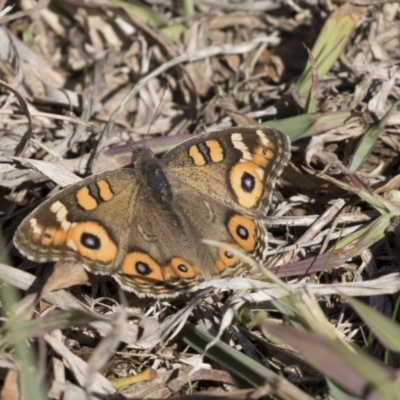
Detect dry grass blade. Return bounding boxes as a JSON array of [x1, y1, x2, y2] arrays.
[[0, 0, 50, 24], [84, 310, 127, 395], [224, 272, 400, 304], [101, 35, 280, 137], [0, 263, 142, 343], [0, 80, 32, 156], [40, 261, 91, 296], [0, 157, 81, 186], [45, 334, 116, 395], [251, 288, 400, 398], [120, 366, 241, 399], [277, 198, 345, 265]]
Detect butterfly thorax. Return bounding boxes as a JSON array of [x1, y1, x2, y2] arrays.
[[132, 146, 172, 203]]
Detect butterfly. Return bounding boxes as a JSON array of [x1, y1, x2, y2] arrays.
[[14, 127, 290, 298]]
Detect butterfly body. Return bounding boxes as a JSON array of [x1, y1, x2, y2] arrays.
[[14, 127, 290, 298]]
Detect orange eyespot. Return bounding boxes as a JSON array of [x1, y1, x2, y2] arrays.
[[229, 162, 263, 209], [41, 226, 67, 247], [164, 258, 200, 279], [68, 221, 118, 263], [122, 251, 163, 284], [215, 244, 241, 273], [227, 214, 257, 252], [251, 145, 274, 168], [218, 244, 240, 267]]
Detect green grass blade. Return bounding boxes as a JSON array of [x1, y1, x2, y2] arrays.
[[182, 0, 195, 17], [0, 309, 104, 350], [347, 297, 400, 353], [328, 213, 391, 251], [263, 110, 352, 141], [349, 102, 399, 171], [326, 378, 363, 400], [180, 322, 311, 399], [307, 169, 400, 215], [292, 4, 365, 106], [303, 45, 319, 114], [0, 232, 47, 400]]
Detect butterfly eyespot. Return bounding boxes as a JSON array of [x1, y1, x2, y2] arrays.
[[165, 258, 199, 279], [236, 225, 249, 240], [252, 144, 274, 168], [42, 228, 55, 243], [122, 252, 163, 283], [215, 244, 240, 273], [68, 222, 117, 263], [227, 214, 257, 252], [225, 250, 234, 259], [136, 261, 152, 276], [229, 162, 263, 209], [178, 264, 188, 273], [241, 172, 256, 192], [220, 247, 240, 266], [80, 232, 101, 250]]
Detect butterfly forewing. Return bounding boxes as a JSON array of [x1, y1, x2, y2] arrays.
[[14, 170, 141, 275]]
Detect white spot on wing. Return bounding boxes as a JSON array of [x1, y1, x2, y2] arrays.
[[231, 133, 252, 161], [50, 201, 72, 231], [29, 218, 42, 235], [256, 129, 271, 147]]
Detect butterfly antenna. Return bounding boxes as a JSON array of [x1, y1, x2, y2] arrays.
[[146, 83, 169, 140]]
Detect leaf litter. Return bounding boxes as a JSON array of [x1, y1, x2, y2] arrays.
[[1, 1, 400, 399]]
